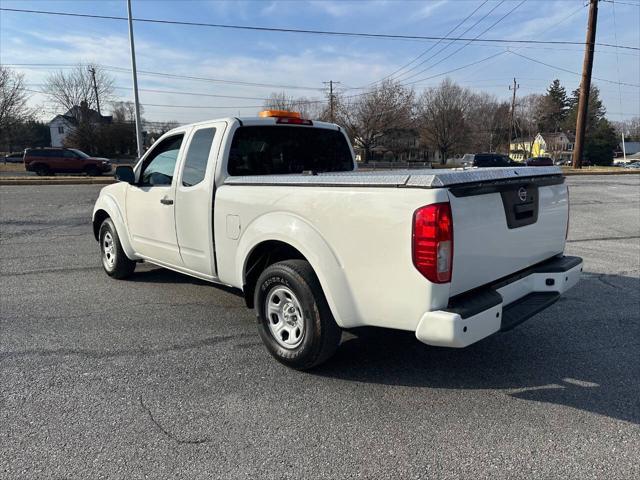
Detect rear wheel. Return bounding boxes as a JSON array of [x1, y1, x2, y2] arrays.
[[99, 218, 135, 279], [34, 164, 50, 176], [254, 260, 341, 370]]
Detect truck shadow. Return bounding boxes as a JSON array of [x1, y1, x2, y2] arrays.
[[315, 272, 640, 425], [126, 265, 245, 297]]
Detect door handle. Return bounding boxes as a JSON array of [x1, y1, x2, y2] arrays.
[[160, 197, 174, 205]]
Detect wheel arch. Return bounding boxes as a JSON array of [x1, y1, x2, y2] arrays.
[[92, 193, 137, 260], [236, 213, 358, 328]]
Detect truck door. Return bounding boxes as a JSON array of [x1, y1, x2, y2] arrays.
[[174, 122, 226, 277], [126, 133, 185, 266]]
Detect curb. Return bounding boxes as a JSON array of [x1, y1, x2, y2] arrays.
[[0, 177, 116, 186], [562, 169, 640, 176]]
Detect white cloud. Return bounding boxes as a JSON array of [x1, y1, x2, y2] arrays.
[[415, 0, 449, 20]]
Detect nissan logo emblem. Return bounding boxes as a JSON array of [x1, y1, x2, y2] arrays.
[[518, 187, 528, 202]]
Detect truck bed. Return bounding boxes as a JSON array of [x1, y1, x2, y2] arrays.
[[224, 166, 562, 188]]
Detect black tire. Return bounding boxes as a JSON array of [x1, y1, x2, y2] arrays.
[[254, 260, 341, 370], [86, 165, 101, 176], [98, 217, 136, 279], [34, 164, 50, 176]]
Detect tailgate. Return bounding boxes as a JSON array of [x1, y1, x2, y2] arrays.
[[448, 175, 568, 296]]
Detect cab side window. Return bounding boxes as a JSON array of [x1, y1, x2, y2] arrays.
[[140, 134, 184, 186], [182, 128, 216, 187]]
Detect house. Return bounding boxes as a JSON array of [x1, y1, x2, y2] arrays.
[[509, 137, 535, 161], [509, 132, 575, 161], [537, 132, 575, 161], [618, 141, 640, 156], [49, 102, 112, 147], [357, 128, 441, 164]]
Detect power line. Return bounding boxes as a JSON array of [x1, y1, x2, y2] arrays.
[[403, 51, 509, 86], [26, 82, 320, 103], [23, 88, 264, 110], [393, 0, 506, 83], [369, 0, 490, 86], [508, 50, 640, 87], [1, 63, 324, 91], [601, 0, 640, 6], [1, 6, 638, 50]]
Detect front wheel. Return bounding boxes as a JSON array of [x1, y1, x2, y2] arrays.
[[254, 260, 342, 370], [86, 165, 101, 176], [99, 218, 136, 279], [34, 164, 50, 176]]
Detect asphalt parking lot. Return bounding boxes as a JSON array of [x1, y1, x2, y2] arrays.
[[1, 175, 638, 479]]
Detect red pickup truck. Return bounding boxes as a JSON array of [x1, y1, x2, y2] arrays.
[[24, 148, 112, 176]]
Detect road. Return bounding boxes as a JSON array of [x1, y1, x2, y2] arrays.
[[1, 176, 638, 479]]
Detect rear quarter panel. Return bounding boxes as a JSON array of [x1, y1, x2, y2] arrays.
[[214, 185, 450, 330]]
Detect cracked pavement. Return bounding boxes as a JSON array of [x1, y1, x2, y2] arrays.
[[0, 176, 639, 479]]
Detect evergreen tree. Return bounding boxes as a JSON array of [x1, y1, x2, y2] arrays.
[[536, 79, 568, 132], [565, 85, 616, 165], [584, 119, 618, 166], [564, 84, 606, 133]]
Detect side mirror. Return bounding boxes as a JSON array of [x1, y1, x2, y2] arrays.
[[114, 165, 135, 184]]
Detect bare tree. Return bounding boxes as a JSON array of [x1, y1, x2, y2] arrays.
[[263, 92, 327, 120], [335, 80, 414, 163], [110, 101, 144, 123], [0, 67, 36, 152], [465, 92, 513, 154], [416, 78, 472, 163], [146, 121, 180, 146], [44, 64, 114, 119], [0, 67, 32, 131], [613, 117, 640, 141], [515, 94, 543, 156]]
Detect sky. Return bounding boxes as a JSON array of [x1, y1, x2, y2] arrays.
[[1, 0, 639, 125]]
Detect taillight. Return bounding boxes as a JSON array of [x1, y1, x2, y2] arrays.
[[412, 203, 453, 283]]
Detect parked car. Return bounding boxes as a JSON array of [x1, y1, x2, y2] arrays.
[[526, 156, 554, 167], [3, 152, 24, 163], [93, 110, 582, 369], [458, 153, 518, 168], [24, 148, 112, 176], [623, 161, 640, 169]]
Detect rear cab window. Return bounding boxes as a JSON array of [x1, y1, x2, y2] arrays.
[[227, 126, 353, 176], [182, 127, 216, 187]]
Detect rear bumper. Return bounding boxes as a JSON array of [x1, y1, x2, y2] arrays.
[[415, 255, 583, 347]]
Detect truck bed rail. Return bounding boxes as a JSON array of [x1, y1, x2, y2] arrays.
[[224, 166, 562, 189]]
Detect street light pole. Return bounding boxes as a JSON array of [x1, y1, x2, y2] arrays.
[[127, 0, 144, 158]]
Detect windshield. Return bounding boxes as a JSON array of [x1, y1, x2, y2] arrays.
[[228, 126, 353, 176], [70, 149, 90, 158]]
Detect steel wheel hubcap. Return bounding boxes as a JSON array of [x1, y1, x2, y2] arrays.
[[265, 286, 305, 349], [102, 232, 116, 268]]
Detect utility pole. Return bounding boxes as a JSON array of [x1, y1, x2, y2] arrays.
[[323, 80, 340, 123], [88, 66, 101, 115], [508, 78, 519, 157], [573, 0, 599, 169], [127, 0, 144, 158]]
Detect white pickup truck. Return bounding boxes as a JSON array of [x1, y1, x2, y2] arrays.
[[92, 110, 583, 369]]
